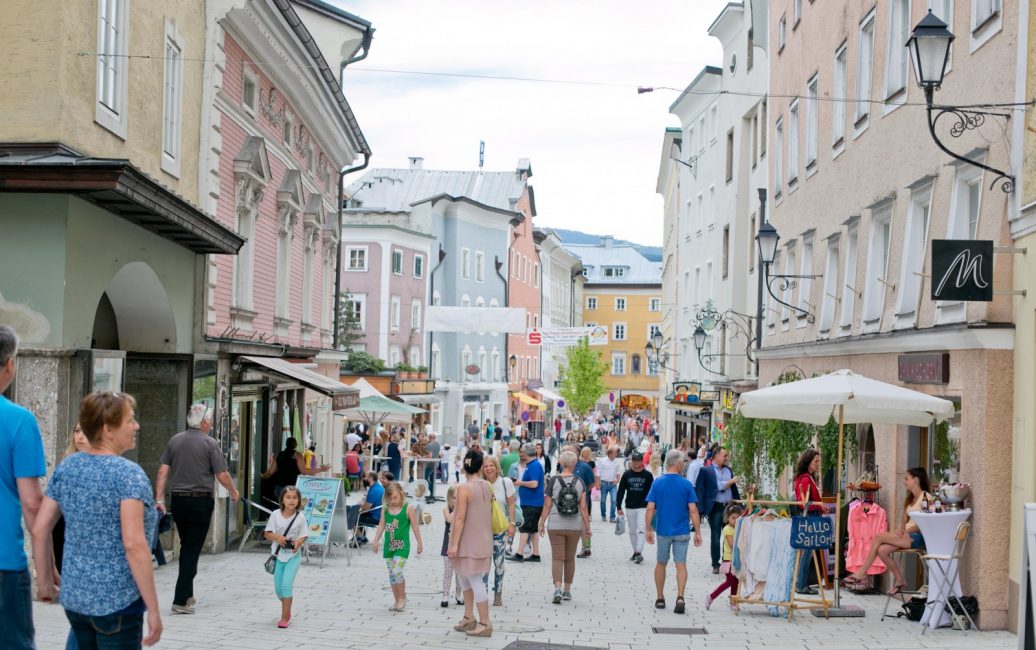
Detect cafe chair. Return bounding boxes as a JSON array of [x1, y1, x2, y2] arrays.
[[920, 521, 974, 633], [343, 504, 383, 566], [238, 500, 271, 553], [880, 548, 927, 621]]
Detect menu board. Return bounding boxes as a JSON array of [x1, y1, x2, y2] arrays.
[[295, 477, 342, 548]]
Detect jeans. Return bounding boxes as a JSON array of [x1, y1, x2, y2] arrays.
[[170, 495, 215, 606], [0, 568, 34, 649], [273, 553, 302, 599], [795, 549, 814, 591], [707, 505, 726, 568], [599, 482, 617, 520], [66, 609, 142, 650], [481, 532, 508, 594], [423, 464, 437, 499]]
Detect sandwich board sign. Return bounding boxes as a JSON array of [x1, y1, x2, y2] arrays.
[[295, 476, 343, 568]]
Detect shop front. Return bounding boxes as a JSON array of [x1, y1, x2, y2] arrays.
[[758, 343, 1013, 629]]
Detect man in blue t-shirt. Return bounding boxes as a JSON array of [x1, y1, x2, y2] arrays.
[[0, 326, 47, 648], [646, 449, 702, 615], [348, 472, 384, 545], [508, 443, 543, 562]]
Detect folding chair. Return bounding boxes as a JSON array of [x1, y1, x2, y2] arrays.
[[921, 521, 975, 633], [343, 504, 382, 566], [238, 499, 273, 552], [880, 548, 927, 621]]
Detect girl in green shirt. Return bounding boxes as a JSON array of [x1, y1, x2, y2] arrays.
[[373, 482, 423, 611]]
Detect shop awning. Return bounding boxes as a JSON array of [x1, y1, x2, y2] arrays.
[[511, 392, 546, 409], [532, 387, 564, 402], [242, 356, 359, 410], [395, 394, 441, 405]]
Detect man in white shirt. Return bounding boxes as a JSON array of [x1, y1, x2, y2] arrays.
[[345, 428, 362, 452], [596, 446, 624, 523], [685, 446, 706, 484]]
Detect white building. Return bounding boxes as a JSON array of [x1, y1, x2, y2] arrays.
[[534, 228, 585, 397], [663, 1, 768, 442]]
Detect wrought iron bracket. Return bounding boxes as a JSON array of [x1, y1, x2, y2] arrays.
[[671, 155, 697, 180], [763, 268, 817, 324]]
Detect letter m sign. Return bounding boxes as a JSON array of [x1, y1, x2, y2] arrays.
[[931, 239, 994, 302]]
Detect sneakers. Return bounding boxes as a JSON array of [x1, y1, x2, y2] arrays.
[[577, 549, 591, 558], [171, 603, 195, 615], [552, 588, 563, 604], [711, 566, 720, 574], [561, 591, 572, 601], [506, 553, 524, 562], [526, 554, 541, 562], [705, 594, 714, 611], [629, 552, 637, 561], [634, 552, 644, 564], [440, 600, 449, 608]]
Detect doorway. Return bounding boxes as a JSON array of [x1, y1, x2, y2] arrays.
[[230, 389, 268, 547]]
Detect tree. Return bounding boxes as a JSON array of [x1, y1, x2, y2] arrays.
[[558, 337, 609, 419], [336, 290, 364, 351]]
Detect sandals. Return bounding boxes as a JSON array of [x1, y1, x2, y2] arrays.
[[674, 597, 686, 614], [453, 617, 477, 632], [654, 598, 666, 609], [887, 582, 907, 596], [466, 622, 493, 637], [841, 575, 865, 588]]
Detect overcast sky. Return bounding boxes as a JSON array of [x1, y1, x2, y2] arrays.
[[333, 0, 731, 247]]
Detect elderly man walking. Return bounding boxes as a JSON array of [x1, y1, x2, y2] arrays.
[[424, 432, 441, 502], [0, 326, 47, 649], [645, 450, 702, 614], [155, 404, 239, 614]]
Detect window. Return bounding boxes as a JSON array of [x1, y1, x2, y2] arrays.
[[885, 0, 911, 100], [649, 298, 661, 311], [491, 349, 500, 381], [603, 266, 626, 277], [749, 214, 757, 271], [389, 345, 401, 368], [708, 186, 716, 225], [475, 251, 485, 282], [611, 353, 626, 375], [972, 0, 1002, 45], [722, 225, 730, 279], [534, 264, 540, 288], [409, 347, 421, 367], [461, 346, 471, 376], [614, 297, 627, 311], [782, 245, 796, 326], [688, 126, 696, 156], [698, 116, 707, 152], [774, 118, 784, 198], [694, 266, 701, 307], [587, 297, 598, 310], [613, 323, 627, 341], [818, 239, 840, 335], [805, 75, 818, 169], [432, 345, 442, 378], [896, 184, 933, 327], [413, 254, 424, 278], [833, 43, 848, 148], [461, 247, 470, 279], [478, 348, 487, 381], [747, 28, 754, 71], [346, 247, 367, 271], [856, 11, 876, 126], [725, 130, 734, 182], [778, 14, 787, 52], [392, 250, 403, 275], [759, 99, 767, 157], [630, 354, 642, 375], [927, 1, 954, 70], [283, 112, 294, 147], [345, 294, 366, 331], [751, 113, 759, 166], [161, 23, 184, 177], [696, 194, 704, 233], [967, 179, 981, 238], [710, 105, 719, 141], [767, 253, 780, 330], [705, 261, 713, 302], [788, 101, 799, 185], [390, 296, 401, 331], [95, 0, 128, 138], [862, 208, 892, 326], [302, 229, 315, 326], [411, 299, 421, 332], [242, 67, 258, 116], [649, 323, 662, 339], [838, 225, 859, 335], [798, 238, 814, 325]]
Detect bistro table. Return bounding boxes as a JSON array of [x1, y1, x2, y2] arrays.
[[911, 509, 972, 629]]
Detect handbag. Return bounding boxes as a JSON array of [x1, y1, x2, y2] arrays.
[[897, 596, 927, 622], [264, 511, 300, 575], [490, 490, 509, 535]]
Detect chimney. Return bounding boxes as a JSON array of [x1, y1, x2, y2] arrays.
[[408, 156, 424, 170], [601, 235, 614, 247]]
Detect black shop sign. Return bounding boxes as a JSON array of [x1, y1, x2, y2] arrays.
[[931, 239, 993, 302]]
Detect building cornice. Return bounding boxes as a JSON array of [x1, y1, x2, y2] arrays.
[[757, 323, 1014, 360]]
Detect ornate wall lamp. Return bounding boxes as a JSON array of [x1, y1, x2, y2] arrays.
[[692, 300, 758, 375], [644, 331, 675, 372], [755, 222, 820, 323], [907, 10, 1029, 193]]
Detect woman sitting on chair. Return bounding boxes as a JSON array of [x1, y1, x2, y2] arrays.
[[843, 467, 932, 595]]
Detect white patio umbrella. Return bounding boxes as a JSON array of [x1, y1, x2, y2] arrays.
[[737, 369, 955, 614]]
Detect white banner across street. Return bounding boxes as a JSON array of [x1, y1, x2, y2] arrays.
[[526, 326, 608, 347], [424, 306, 527, 333]]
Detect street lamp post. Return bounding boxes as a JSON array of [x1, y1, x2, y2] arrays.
[[755, 222, 820, 323]]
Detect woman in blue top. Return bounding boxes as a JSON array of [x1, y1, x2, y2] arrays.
[[33, 391, 161, 647]]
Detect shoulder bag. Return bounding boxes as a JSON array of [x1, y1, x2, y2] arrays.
[[490, 482, 510, 535], [264, 511, 301, 575]]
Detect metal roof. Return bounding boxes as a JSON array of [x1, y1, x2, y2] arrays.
[[345, 166, 528, 214], [563, 239, 662, 285]]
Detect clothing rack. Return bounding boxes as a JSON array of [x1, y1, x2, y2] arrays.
[[730, 490, 832, 622]]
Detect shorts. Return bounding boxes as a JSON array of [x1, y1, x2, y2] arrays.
[[386, 556, 407, 585], [656, 534, 690, 565], [519, 506, 543, 534], [909, 532, 925, 549]]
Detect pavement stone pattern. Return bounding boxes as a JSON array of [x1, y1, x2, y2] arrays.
[[34, 481, 1019, 650]]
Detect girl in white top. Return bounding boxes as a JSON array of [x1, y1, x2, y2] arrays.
[[264, 486, 308, 628]]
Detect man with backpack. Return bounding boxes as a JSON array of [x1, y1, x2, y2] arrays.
[[536, 450, 591, 604]]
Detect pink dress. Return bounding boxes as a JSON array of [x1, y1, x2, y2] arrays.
[[845, 501, 888, 574], [452, 478, 493, 576]]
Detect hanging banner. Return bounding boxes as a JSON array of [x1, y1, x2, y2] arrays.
[[527, 326, 607, 346], [425, 306, 527, 333]]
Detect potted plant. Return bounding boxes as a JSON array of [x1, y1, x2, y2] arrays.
[[395, 362, 414, 379], [416, 365, 429, 379]]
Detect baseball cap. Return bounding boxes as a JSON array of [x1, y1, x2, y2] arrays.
[[631, 451, 644, 461]]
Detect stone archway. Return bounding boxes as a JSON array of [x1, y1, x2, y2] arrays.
[[91, 261, 177, 353]]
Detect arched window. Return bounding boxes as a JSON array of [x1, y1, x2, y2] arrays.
[[630, 354, 642, 374]]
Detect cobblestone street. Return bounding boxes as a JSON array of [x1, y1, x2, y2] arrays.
[[33, 496, 1019, 650]]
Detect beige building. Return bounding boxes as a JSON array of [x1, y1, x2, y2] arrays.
[[763, 0, 1018, 629]]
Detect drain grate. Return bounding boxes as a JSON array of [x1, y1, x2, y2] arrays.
[[504, 642, 604, 650], [652, 626, 708, 635]]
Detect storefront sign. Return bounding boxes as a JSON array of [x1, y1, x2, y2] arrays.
[[898, 353, 950, 385], [295, 477, 343, 551], [463, 393, 490, 403], [670, 381, 702, 404], [527, 326, 608, 346], [790, 516, 834, 550], [699, 390, 720, 402], [931, 239, 993, 302], [332, 392, 359, 411]]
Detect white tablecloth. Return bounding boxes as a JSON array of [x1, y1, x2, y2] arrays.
[[911, 509, 972, 629]]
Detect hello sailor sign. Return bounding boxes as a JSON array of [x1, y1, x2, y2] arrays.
[[790, 516, 834, 550]]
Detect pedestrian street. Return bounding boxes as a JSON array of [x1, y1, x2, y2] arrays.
[[32, 498, 1019, 650]]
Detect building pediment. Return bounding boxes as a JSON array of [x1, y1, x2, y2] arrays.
[[233, 136, 271, 185]]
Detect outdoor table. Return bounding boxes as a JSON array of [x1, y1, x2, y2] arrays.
[[911, 509, 972, 629]]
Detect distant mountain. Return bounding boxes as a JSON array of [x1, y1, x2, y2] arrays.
[[549, 228, 663, 262]]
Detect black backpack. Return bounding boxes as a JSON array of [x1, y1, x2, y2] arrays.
[[552, 476, 583, 517]]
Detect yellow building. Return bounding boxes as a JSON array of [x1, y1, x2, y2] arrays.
[[564, 237, 662, 414]]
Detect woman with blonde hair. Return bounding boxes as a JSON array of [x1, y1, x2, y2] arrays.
[[481, 456, 516, 606]]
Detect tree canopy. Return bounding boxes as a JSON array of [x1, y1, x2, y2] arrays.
[[558, 337, 609, 419]]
